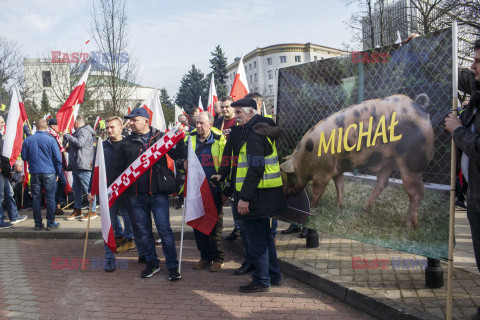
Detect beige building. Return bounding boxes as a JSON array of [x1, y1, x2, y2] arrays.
[[23, 58, 152, 116], [226, 43, 349, 110]]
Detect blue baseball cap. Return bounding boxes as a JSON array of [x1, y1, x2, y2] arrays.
[[124, 107, 150, 119]]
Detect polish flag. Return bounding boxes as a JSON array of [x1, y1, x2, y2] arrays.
[[57, 64, 91, 132], [90, 137, 116, 253], [23, 162, 29, 189], [141, 89, 167, 132], [85, 38, 91, 45], [198, 96, 204, 112], [174, 103, 183, 123], [65, 171, 73, 194], [42, 113, 52, 120], [230, 53, 249, 101], [184, 138, 218, 235], [127, 106, 132, 115], [2, 84, 28, 166], [207, 74, 218, 116], [94, 116, 101, 130]]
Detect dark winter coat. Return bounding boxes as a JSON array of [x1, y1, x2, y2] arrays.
[[229, 115, 287, 220], [113, 127, 186, 195], [64, 125, 96, 171]]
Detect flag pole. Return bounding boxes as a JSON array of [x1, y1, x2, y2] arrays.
[[446, 21, 458, 320], [21, 184, 24, 209], [178, 194, 187, 274], [81, 202, 93, 271]]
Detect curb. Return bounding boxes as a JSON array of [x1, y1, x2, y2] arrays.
[[223, 240, 438, 320], [0, 229, 196, 240]]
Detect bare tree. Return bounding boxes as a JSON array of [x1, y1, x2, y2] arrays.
[[343, 0, 388, 50], [90, 0, 139, 116], [0, 38, 24, 103], [408, 0, 461, 35]]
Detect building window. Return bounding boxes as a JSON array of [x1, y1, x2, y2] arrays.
[[254, 61, 257, 68], [254, 73, 257, 83], [245, 67, 247, 73], [268, 70, 273, 80], [268, 85, 273, 94], [42, 71, 52, 87], [249, 64, 252, 70], [295, 55, 301, 62], [267, 58, 272, 65], [314, 56, 318, 61], [280, 56, 286, 63], [250, 75, 252, 83]]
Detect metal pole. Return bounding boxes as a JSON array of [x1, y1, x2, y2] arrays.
[[446, 21, 458, 320]]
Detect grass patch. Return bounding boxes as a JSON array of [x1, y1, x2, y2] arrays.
[[299, 179, 450, 260]]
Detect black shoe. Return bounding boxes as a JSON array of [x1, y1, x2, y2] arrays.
[[271, 280, 283, 286], [239, 281, 270, 293], [141, 262, 160, 278], [34, 224, 45, 231], [299, 227, 308, 238], [138, 256, 147, 264], [456, 200, 467, 209], [226, 227, 240, 241], [234, 262, 255, 275], [281, 224, 301, 234], [168, 267, 181, 281]]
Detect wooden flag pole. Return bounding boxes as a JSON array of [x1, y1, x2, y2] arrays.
[[21, 184, 24, 209], [81, 202, 93, 271], [446, 21, 458, 320], [61, 193, 87, 211]]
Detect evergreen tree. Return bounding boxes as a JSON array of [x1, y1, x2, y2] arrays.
[[209, 45, 228, 99], [175, 64, 207, 113], [160, 88, 174, 124], [40, 90, 51, 115]]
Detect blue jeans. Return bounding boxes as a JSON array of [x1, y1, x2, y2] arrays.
[[110, 198, 133, 239], [243, 218, 282, 287], [0, 175, 20, 224], [31, 173, 57, 226], [4, 177, 20, 221], [231, 200, 252, 264], [72, 170, 91, 210], [127, 194, 178, 269], [56, 171, 67, 206]]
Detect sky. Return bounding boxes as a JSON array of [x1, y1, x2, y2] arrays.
[[0, 0, 359, 98]]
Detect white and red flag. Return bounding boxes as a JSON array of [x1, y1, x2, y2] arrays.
[[94, 116, 101, 130], [2, 84, 28, 166], [90, 137, 116, 253], [230, 53, 249, 101], [207, 74, 218, 116], [85, 38, 91, 45], [43, 113, 52, 120], [57, 64, 91, 132], [141, 89, 167, 132], [184, 138, 218, 235], [198, 96, 204, 112]]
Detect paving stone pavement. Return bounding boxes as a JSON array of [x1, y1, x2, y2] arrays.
[[1, 203, 479, 319], [0, 238, 373, 320]]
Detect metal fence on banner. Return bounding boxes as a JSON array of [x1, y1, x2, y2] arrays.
[[276, 28, 453, 185]]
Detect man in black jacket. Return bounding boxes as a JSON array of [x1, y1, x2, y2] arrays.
[[113, 107, 185, 280], [213, 98, 287, 293], [445, 39, 480, 320]]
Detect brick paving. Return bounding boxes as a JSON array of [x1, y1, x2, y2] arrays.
[[2, 203, 479, 319], [0, 238, 373, 320]]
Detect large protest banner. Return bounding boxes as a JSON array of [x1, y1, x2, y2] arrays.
[[276, 28, 453, 260]]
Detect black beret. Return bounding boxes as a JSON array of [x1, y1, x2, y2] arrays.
[[230, 98, 257, 110]]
